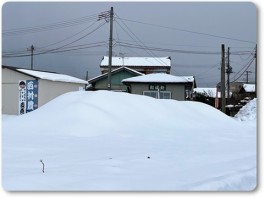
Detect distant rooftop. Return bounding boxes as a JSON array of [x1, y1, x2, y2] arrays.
[[101, 56, 171, 67], [122, 73, 194, 83], [2, 66, 87, 84], [243, 84, 255, 92], [193, 87, 232, 98]]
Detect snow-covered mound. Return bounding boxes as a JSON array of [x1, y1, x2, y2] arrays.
[[234, 98, 257, 122], [2, 91, 256, 191]]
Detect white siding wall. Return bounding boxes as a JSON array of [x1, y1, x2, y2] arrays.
[[38, 79, 85, 106], [130, 83, 186, 100], [2, 68, 86, 115], [2, 68, 35, 115]]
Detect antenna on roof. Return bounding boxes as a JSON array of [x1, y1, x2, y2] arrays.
[[119, 52, 127, 67], [27, 45, 35, 70]]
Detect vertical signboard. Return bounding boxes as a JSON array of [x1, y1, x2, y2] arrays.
[[18, 80, 38, 115], [18, 81, 27, 115]]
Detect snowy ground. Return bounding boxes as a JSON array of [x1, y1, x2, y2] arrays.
[[1, 91, 257, 191]]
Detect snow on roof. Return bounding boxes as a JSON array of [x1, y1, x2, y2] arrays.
[[193, 87, 232, 98], [17, 69, 87, 84], [194, 88, 220, 98], [243, 84, 255, 92], [88, 67, 144, 82], [101, 56, 171, 67], [122, 73, 194, 83]]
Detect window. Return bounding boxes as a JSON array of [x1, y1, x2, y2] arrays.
[[160, 92, 171, 99], [143, 91, 171, 99]]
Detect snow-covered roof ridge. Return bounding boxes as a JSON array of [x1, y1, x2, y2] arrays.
[[88, 67, 144, 83], [101, 56, 171, 67], [122, 73, 194, 83], [17, 69, 87, 84], [243, 84, 255, 92]]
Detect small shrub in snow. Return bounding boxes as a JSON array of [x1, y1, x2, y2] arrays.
[[40, 160, 45, 173]]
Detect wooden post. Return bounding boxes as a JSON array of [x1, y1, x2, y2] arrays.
[[221, 44, 226, 113], [215, 84, 219, 109], [107, 7, 114, 90]]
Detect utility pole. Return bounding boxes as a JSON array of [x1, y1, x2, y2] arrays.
[[255, 44, 257, 97], [28, 45, 35, 70], [221, 44, 226, 113], [107, 7, 114, 90], [86, 71, 89, 81], [226, 47, 232, 104], [245, 71, 252, 84]]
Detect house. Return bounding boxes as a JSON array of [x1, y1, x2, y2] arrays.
[[230, 82, 256, 101], [2, 66, 87, 115], [193, 87, 222, 108], [122, 73, 196, 100], [100, 56, 171, 74], [193, 88, 220, 98], [87, 66, 144, 91], [239, 84, 255, 94], [193, 87, 233, 108]]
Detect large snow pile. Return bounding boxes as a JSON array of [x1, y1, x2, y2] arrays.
[[234, 98, 257, 122], [2, 91, 256, 191]]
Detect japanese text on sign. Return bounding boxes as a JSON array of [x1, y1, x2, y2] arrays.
[[149, 84, 166, 91], [18, 80, 38, 115]]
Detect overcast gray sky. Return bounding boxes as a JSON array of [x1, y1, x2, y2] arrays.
[[2, 1, 257, 87]]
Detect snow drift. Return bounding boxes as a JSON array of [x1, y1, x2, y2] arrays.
[[234, 98, 257, 122], [2, 91, 256, 191]]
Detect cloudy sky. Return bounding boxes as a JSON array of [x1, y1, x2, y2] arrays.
[[2, 1, 257, 87]]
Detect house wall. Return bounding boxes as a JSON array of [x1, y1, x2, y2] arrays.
[[2, 68, 36, 115], [93, 70, 139, 91], [2, 68, 86, 115], [129, 83, 186, 100], [38, 80, 85, 106]]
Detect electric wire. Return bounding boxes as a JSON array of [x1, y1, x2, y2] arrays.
[[231, 57, 255, 83], [115, 15, 171, 68], [2, 42, 107, 58], [36, 20, 99, 50], [2, 20, 101, 56], [2, 11, 110, 36], [115, 16, 256, 44]]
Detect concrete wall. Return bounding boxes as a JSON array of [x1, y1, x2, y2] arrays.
[[129, 83, 186, 100]]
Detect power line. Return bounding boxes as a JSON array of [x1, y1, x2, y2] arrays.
[[2, 11, 110, 36], [36, 20, 99, 50], [115, 41, 255, 56], [2, 20, 102, 56], [115, 16, 256, 44], [115, 16, 170, 67], [3, 41, 107, 58], [3, 21, 106, 58], [117, 41, 220, 55], [36, 21, 107, 55], [231, 57, 255, 83], [194, 62, 220, 77]]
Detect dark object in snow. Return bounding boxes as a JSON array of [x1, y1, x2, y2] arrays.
[[147, 156, 150, 159], [40, 160, 45, 173], [109, 158, 112, 159]]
